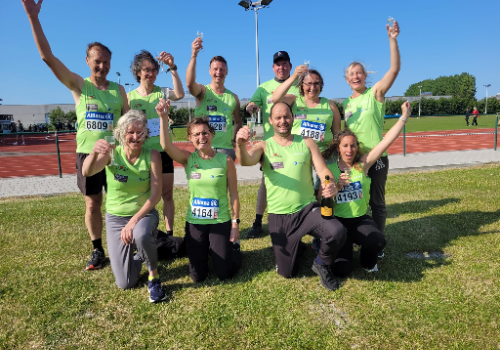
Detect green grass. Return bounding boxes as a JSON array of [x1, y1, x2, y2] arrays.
[[382, 114, 499, 133], [1, 164, 500, 349]]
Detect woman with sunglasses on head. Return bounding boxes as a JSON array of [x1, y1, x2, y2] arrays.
[[342, 21, 401, 251], [322, 102, 411, 276], [156, 99, 242, 283], [128, 50, 185, 238]]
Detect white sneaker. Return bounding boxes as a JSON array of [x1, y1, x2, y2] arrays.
[[22, 142, 25, 145], [13, 142, 18, 145], [364, 264, 379, 273]]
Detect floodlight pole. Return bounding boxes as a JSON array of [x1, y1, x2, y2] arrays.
[[484, 84, 491, 114], [418, 85, 422, 119], [116, 72, 121, 86]]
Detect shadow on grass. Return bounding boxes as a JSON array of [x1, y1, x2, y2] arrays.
[[352, 207, 500, 283], [386, 198, 461, 216]]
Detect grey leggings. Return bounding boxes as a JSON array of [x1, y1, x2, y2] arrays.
[[106, 209, 159, 290]]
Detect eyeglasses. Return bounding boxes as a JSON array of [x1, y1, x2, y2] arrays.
[[141, 68, 158, 74], [190, 131, 210, 138], [303, 82, 322, 87]]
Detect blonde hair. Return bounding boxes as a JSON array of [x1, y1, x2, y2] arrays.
[[344, 61, 376, 81], [113, 110, 150, 146]]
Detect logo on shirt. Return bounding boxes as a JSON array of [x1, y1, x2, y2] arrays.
[[207, 105, 217, 112], [190, 173, 201, 179], [114, 174, 128, 183]]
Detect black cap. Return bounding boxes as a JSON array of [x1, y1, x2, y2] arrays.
[[273, 51, 290, 63]]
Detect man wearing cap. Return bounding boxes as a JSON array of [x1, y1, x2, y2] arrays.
[[245, 51, 299, 238], [22, 0, 129, 271], [187, 36, 242, 160]]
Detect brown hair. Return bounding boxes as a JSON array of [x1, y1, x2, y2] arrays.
[[322, 128, 364, 172], [187, 118, 215, 137], [297, 69, 324, 96], [130, 50, 160, 83], [86, 42, 112, 58], [209, 56, 228, 68]]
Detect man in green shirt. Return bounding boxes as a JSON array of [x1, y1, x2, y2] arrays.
[[245, 51, 299, 238], [236, 102, 346, 291], [22, 0, 129, 271], [187, 37, 242, 160]]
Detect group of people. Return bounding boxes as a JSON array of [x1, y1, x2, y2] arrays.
[[465, 107, 480, 126], [23, 0, 407, 303]]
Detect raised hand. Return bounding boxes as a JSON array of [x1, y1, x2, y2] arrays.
[[387, 20, 400, 39], [155, 98, 171, 118], [92, 139, 113, 156], [191, 37, 203, 56], [246, 103, 260, 114], [235, 126, 251, 146], [293, 65, 309, 78], [157, 52, 175, 69], [21, 0, 43, 18]]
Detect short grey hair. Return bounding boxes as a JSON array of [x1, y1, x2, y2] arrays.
[[113, 110, 150, 146]]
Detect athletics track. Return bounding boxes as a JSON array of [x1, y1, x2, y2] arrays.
[[0, 128, 497, 178]]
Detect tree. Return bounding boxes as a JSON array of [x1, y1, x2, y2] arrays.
[[404, 73, 476, 99]]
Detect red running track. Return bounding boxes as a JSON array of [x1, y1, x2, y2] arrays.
[[0, 128, 497, 178]]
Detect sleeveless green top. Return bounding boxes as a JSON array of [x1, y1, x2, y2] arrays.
[[328, 162, 371, 218], [185, 152, 231, 224], [194, 85, 236, 149], [292, 96, 333, 152], [250, 79, 300, 141], [343, 87, 386, 156], [263, 135, 316, 214], [105, 146, 152, 217], [129, 86, 169, 151], [75, 78, 123, 153]]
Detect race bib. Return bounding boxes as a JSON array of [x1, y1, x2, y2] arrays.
[[336, 181, 363, 203], [208, 115, 226, 132], [191, 197, 219, 220], [85, 112, 114, 131], [147, 118, 160, 137], [299, 120, 325, 142]]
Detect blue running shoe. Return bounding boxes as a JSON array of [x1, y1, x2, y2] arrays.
[[148, 278, 167, 303]]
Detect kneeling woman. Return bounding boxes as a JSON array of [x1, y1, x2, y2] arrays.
[[156, 99, 242, 282], [323, 102, 411, 275], [82, 110, 166, 303]]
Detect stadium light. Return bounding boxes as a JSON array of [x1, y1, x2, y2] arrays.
[[238, 0, 273, 124], [484, 84, 491, 114], [125, 83, 134, 93], [116, 72, 121, 85], [418, 85, 422, 119]]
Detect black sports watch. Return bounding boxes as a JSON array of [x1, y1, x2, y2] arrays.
[[166, 65, 178, 73], [231, 219, 240, 224]]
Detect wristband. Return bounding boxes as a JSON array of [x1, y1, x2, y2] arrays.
[[166, 65, 177, 73], [399, 116, 408, 122], [232, 219, 240, 224]]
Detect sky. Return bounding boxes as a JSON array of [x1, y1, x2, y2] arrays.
[[1, 0, 499, 105]]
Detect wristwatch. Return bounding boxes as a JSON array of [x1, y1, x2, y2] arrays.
[[166, 65, 178, 73], [232, 219, 240, 224]]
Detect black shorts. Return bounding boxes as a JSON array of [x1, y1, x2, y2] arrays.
[[76, 153, 107, 196], [160, 151, 174, 174]]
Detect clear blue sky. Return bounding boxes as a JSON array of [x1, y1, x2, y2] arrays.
[[1, 0, 498, 105]]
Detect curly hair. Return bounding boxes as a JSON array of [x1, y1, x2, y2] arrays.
[[187, 117, 216, 138], [297, 69, 324, 97], [113, 109, 150, 146], [130, 50, 160, 83], [322, 128, 364, 172]]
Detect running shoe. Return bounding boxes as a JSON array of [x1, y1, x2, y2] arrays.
[[364, 264, 379, 273], [311, 261, 341, 291], [13, 142, 18, 145], [246, 224, 263, 239], [378, 250, 385, 259], [86, 249, 106, 270], [148, 278, 167, 303]]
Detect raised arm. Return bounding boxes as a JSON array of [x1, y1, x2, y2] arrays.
[[232, 94, 242, 147], [373, 21, 401, 102], [329, 101, 341, 135], [364, 102, 410, 170], [186, 38, 205, 102], [121, 150, 162, 245], [305, 137, 337, 199], [271, 65, 307, 104], [226, 156, 240, 243], [158, 52, 185, 101], [157, 98, 191, 166], [235, 127, 264, 166], [82, 139, 112, 177], [21, 0, 83, 97]]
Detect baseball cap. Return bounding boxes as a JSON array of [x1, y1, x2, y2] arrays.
[[273, 51, 290, 63]]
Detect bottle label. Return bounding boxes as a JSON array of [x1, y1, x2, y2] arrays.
[[321, 206, 333, 216]]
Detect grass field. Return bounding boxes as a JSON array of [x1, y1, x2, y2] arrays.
[[1, 164, 499, 349]]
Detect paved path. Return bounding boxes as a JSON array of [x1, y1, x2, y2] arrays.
[[1, 148, 499, 198]]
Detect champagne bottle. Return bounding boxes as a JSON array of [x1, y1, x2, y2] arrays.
[[321, 175, 334, 219]]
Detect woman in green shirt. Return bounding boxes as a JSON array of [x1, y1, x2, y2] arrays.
[[82, 110, 167, 303], [156, 99, 242, 283], [342, 20, 401, 251], [321, 102, 411, 275]]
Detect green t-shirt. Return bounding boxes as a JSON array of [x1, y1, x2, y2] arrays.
[[129, 86, 168, 152], [250, 78, 299, 141], [75, 78, 123, 154], [185, 152, 231, 224], [105, 146, 152, 217], [263, 135, 316, 214], [194, 85, 236, 149], [343, 87, 386, 156], [329, 162, 371, 218], [292, 96, 333, 152]]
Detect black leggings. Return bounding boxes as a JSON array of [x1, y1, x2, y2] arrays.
[[331, 215, 386, 277], [367, 156, 389, 235], [185, 221, 242, 282]]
